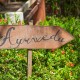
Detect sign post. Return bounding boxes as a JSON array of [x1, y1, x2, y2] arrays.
[[27, 21, 33, 79], [0, 25, 74, 79], [27, 49, 32, 79]]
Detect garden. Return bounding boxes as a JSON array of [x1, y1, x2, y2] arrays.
[[0, 0, 80, 80]]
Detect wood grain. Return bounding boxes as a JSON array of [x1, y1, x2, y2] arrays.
[[0, 26, 74, 49]]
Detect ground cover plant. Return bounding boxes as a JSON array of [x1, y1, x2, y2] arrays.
[[0, 15, 80, 80]]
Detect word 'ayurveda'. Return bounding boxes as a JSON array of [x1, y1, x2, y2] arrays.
[[0, 26, 74, 49]]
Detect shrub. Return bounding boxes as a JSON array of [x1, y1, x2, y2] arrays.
[[0, 16, 80, 80]]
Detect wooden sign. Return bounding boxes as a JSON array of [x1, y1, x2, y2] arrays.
[[0, 26, 74, 49]]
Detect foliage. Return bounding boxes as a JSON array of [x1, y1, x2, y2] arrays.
[[0, 14, 25, 25], [0, 14, 7, 25], [31, 16, 80, 80], [0, 49, 27, 80], [46, 0, 80, 17], [0, 15, 80, 80]]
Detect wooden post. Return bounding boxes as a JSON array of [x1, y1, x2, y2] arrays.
[[33, 0, 46, 25], [27, 50, 32, 79], [27, 20, 33, 79]]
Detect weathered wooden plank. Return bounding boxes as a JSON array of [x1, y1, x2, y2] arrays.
[[26, 4, 38, 20], [0, 26, 74, 49], [17, 0, 36, 12], [30, 0, 36, 6], [0, 0, 36, 12]]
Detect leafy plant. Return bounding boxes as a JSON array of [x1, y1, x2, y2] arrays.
[[0, 15, 80, 80], [46, 0, 80, 17]]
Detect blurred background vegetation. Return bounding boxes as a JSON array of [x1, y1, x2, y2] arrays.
[[46, 0, 80, 17]]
